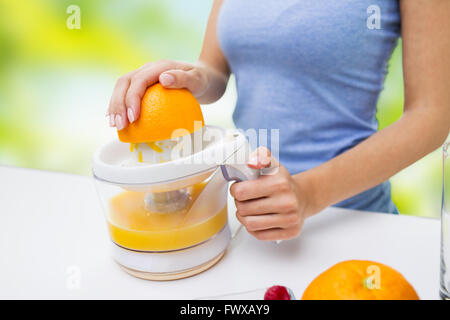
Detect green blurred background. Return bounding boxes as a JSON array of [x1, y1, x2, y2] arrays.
[[0, 0, 444, 217]]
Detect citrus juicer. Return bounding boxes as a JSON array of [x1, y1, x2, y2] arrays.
[[92, 125, 259, 280]]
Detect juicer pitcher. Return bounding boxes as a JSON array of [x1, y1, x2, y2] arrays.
[[92, 126, 260, 280]]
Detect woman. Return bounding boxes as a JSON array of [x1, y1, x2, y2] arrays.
[[107, 0, 450, 241]]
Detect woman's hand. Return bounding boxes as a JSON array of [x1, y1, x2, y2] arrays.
[[230, 147, 309, 241], [106, 0, 231, 130], [107, 60, 210, 130]]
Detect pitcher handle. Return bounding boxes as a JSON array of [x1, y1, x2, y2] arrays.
[[221, 164, 282, 244]]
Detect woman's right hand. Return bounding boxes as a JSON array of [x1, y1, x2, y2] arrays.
[[107, 60, 209, 130]]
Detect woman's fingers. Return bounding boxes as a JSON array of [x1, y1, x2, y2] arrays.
[[235, 193, 300, 216], [114, 112, 128, 131], [125, 63, 174, 121], [229, 147, 304, 241], [106, 113, 115, 127], [160, 68, 208, 97], [236, 211, 301, 232], [107, 60, 207, 129], [247, 225, 303, 241], [230, 166, 290, 201], [230, 178, 271, 201], [247, 147, 274, 169], [108, 73, 134, 129]]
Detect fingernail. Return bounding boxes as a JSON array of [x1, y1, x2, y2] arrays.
[[248, 155, 258, 166], [160, 73, 175, 86], [108, 114, 115, 127], [261, 157, 271, 166], [115, 114, 124, 130], [127, 108, 135, 123]]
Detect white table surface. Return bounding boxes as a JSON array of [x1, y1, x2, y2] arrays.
[[0, 166, 441, 299]]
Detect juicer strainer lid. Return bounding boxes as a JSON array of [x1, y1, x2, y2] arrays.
[[92, 126, 249, 185]]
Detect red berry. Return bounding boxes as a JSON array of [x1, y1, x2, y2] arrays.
[[264, 285, 295, 300]]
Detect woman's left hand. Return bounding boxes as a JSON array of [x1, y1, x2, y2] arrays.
[[230, 147, 308, 241]]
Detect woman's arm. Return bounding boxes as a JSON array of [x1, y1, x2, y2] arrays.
[[196, 0, 230, 104], [107, 0, 228, 128], [299, 0, 450, 215], [231, 0, 450, 240]]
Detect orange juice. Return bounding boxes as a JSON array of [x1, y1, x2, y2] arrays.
[[107, 183, 227, 251]]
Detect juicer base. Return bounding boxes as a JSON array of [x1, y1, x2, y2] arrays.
[[110, 224, 231, 280], [118, 251, 226, 281]]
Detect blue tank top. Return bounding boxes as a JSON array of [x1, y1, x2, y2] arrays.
[[217, 0, 400, 213]]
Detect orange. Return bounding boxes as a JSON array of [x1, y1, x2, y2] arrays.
[[301, 260, 419, 300], [118, 83, 204, 143]]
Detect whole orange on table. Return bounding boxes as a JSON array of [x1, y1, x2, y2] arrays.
[[302, 260, 419, 300], [118, 83, 204, 143]]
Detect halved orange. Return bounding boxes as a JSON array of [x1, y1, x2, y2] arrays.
[[118, 83, 204, 143]]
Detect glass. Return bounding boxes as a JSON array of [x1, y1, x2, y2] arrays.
[[441, 142, 450, 300]]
